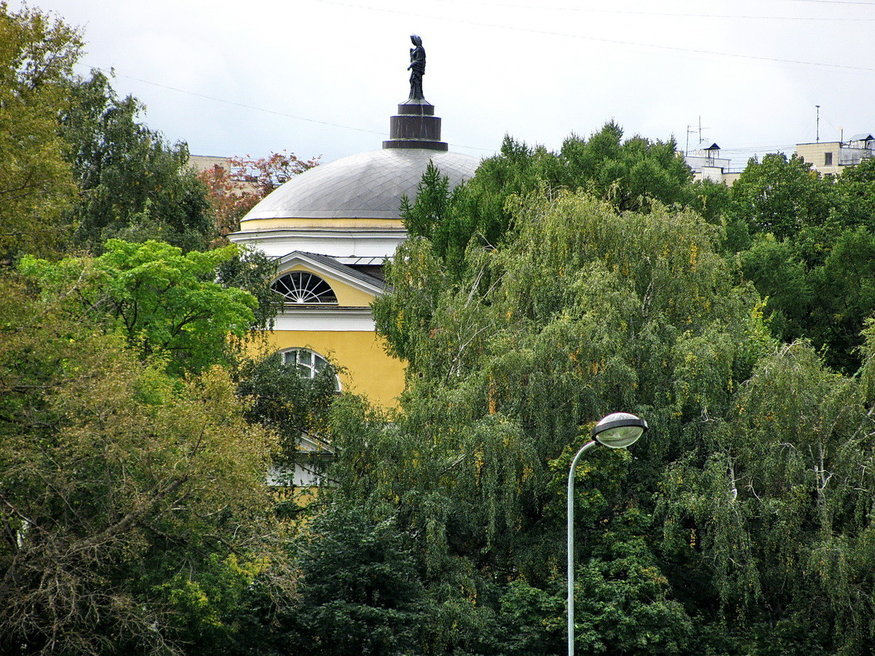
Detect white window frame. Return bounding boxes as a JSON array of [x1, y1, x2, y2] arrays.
[[271, 271, 338, 304], [280, 348, 341, 391]]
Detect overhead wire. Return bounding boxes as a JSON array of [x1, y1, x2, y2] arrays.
[[78, 0, 873, 156], [312, 0, 875, 73], [429, 0, 875, 21], [78, 65, 498, 153]]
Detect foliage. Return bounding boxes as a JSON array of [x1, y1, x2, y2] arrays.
[[729, 153, 875, 372], [833, 156, 875, 232], [806, 227, 875, 372], [0, 275, 278, 655], [402, 124, 693, 278], [553, 121, 692, 213], [344, 190, 778, 653], [0, 3, 81, 260], [236, 351, 339, 471], [726, 153, 835, 244], [215, 245, 285, 331], [282, 504, 424, 656], [19, 239, 257, 376], [198, 151, 319, 237], [659, 342, 875, 655], [59, 70, 215, 252]]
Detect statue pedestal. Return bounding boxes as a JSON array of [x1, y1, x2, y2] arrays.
[[383, 101, 448, 151]]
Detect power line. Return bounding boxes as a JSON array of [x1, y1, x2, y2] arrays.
[[80, 65, 498, 154], [429, 0, 875, 21], [313, 0, 875, 73], [780, 0, 875, 6]]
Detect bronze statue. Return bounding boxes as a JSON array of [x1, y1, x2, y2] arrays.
[[407, 34, 425, 101]]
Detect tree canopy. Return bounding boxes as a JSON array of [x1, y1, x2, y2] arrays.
[[0, 274, 281, 655], [18, 239, 258, 376], [0, 3, 81, 260], [59, 70, 215, 252]]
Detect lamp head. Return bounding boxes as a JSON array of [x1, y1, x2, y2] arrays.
[[592, 412, 648, 449]]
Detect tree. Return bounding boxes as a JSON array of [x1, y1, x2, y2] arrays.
[[19, 239, 257, 376], [236, 351, 339, 472], [59, 70, 215, 252], [198, 151, 319, 238], [0, 3, 81, 260], [659, 342, 875, 655], [554, 121, 692, 212], [0, 274, 279, 655], [807, 227, 875, 372], [726, 153, 835, 247], [831, 156, 875, 233], [401, 124, 694, 278], [282, 505, 425, 656], [340, 190, 776, 653], [729, 154, 875, 372], [213, 245, 286, 331]]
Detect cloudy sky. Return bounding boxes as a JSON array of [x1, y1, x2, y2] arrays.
[[17, 0, 875, 169]]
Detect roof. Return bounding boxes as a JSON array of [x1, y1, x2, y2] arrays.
[[290, 251, 386, 290], [240, 148, 479, 222], [275, 250, 386, 293]]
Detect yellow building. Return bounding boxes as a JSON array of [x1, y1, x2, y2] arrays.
[[229, 99, 478, 409], [796, 133, 874, 176]]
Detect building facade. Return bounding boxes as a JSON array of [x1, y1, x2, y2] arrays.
[[796, 134, 874, 176]]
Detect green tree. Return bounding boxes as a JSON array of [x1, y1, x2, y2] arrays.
[[215, 245, 285, 331], [807, 227, 875, 372], [659, 342, 874, 655], [0, 3, 81, 260], [728, 154, 875, 372], [59, 70, 215, 252], [554, 121, 692, 212], [0, 274, 279, 655], [19, 239, 257, 375], [831, 156, 875, 232], [402, 124, 695, 279], [236, 351, 339, 474], [345, 191, 773, 653], [739, 234, 812, 343], [726, 153, 835, 245], [282, 505, 425, 656]]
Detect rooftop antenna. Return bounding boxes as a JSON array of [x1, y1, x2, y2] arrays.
[[815, 105, 820, 142], [685, 124, 696, 156], [697, 116, 710, 148]]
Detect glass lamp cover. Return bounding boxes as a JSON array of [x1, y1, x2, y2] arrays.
[[592, 412, 647, 449]]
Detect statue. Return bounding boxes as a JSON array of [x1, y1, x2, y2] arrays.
[[407, 34, 426, 101]]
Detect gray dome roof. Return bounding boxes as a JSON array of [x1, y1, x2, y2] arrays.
[[240, 148, 479, 223]]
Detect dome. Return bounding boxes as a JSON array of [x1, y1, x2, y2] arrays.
[[239, 148, 480, 224]]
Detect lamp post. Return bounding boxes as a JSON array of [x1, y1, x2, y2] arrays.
[[567, 412, 648, 656]]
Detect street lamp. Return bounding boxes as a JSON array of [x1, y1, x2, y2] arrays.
[[567, 412, 648, 656]]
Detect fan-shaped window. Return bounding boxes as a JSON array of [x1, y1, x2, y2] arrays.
[[281, 348, 341, 391], [272, 271, 337, 304]]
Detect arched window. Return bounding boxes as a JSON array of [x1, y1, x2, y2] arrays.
[[281, 348, 341, 391], [272, 271, 337, 304]]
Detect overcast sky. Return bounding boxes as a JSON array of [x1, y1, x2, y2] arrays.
[[17, 0, 875, 169]]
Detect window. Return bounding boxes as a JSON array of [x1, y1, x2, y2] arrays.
[[271, 271, 337, 304], [281, 348, 340, 390], [824, 152, 833, 166]]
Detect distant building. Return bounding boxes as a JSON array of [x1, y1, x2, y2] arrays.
[[795, 133, 874, 176], [684, 143, 742, 186], [188, 154, 259, 194], [188, 154, 233, 176]]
